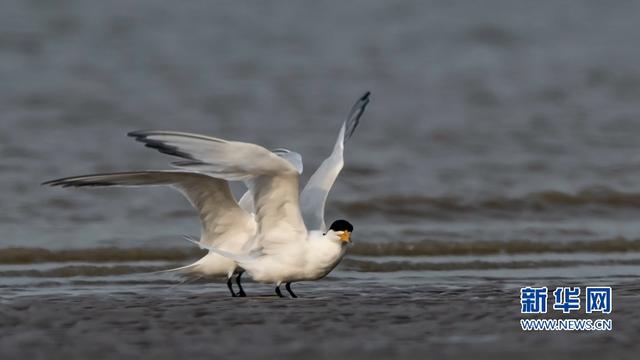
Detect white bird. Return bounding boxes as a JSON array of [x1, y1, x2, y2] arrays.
[[129, 131, 356, 298], [44, 92, 370, 297]]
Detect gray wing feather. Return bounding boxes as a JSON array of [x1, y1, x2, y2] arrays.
[[300, 91, 370, 231], [43, 171, 256, 247]]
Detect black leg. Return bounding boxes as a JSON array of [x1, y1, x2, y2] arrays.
[[236, 272, 246, 297], [285, 282, 298, 298], [226, 277, 237, 297], [275, 285, 284, 298]]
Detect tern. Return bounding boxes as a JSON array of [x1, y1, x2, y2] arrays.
[[44, 92, 370, 297]]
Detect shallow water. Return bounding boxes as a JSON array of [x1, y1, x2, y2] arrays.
[[2, 0, 640, 357], [3, 1, 640, 253]]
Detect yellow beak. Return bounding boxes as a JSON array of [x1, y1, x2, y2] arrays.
[[339, 231, 352, 243]]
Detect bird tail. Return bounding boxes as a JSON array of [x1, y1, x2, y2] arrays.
[[149, 262, 200, 275], [139, 236, 207, 277], [182, 235, 253, 263]]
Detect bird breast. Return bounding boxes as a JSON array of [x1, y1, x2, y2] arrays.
[[303, 239, 346, 280]]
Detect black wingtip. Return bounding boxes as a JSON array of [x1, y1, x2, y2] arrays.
[[127, 130, 148, 139], [172, 160, 207, 167], [142, 141, 196, 160], [41, 177, 69, 187], [41, 179, 71, 187], [42, 178, 120, 188], [344, 91, 371, 141]]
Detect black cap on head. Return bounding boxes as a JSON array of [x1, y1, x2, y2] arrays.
[[329, 219, 353, 232]]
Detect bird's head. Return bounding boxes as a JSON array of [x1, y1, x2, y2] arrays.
[[326, 219, 354, 245]]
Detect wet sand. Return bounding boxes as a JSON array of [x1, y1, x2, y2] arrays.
[[1, 277, 637, 360]]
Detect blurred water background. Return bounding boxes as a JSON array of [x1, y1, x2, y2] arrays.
[[2, 0, 640, 282]]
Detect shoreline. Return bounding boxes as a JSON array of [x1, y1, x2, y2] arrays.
[[1, 278, 637, 359]]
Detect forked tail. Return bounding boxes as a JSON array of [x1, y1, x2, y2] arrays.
[[182, 235, 253, 263]]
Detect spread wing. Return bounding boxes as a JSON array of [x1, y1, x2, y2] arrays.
[[128, 132, 308, 255], [300, 91, 370, 231], [42, 171, 256, 247], [237, 148, 302, 214]]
